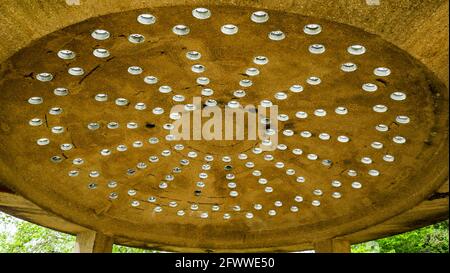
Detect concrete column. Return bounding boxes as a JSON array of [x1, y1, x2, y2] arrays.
[[73, 230, 113, 253], [314, 239, 351, 253]]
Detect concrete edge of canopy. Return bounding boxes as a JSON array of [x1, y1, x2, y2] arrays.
[[0, 180, 448, 252], [0, 0, 448, 252]]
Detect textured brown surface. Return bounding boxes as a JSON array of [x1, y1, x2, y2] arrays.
[[0, 0, 448, 252], [0, 0, 448, 86]]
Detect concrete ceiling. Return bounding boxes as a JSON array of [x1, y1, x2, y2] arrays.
[[0, 0, 448, 252]]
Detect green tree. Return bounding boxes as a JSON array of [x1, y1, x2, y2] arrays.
[[352, 220, 449, 253], [0, 212, 75, 253], [113, 244, 157, 253], [0, 212, 156, 253]]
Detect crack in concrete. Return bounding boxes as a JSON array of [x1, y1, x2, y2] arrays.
[[78, 64, 101, 84]]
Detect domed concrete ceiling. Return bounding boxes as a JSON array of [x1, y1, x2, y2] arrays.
[[0, 1, 448, 252]]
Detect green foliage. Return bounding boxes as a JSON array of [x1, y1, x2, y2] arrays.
[[352, 220, 449, 253], [113, 244, 158, 253], [0, 212, 75, 253], [0, 212, 156, 253], [1, 211, 448, 253]]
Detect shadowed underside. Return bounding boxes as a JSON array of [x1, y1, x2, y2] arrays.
[[0, 0, 448, 252]]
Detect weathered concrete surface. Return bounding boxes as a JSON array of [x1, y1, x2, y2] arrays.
[[0, 0, 447, 86], [0, 1, 448, 252]]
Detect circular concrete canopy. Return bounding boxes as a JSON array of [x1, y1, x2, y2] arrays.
[[0, 1, 448, 252]]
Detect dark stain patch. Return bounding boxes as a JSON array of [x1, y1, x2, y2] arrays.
[[389, 121, 399, 130], [44, 114, 49, 128], [428, 82, 439, 96], [428, 192, 449, 201], [145, 122, 156, 129], [24, 72, 34, 79], [375, 78, 388, 87], [424, 139, 433, 145], [283, 122, 295, 129], [430, 128, 439, 136]]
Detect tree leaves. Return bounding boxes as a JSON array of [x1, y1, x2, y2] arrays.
[[0, 212, 157, 253], [352, 220, 449, 253]]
